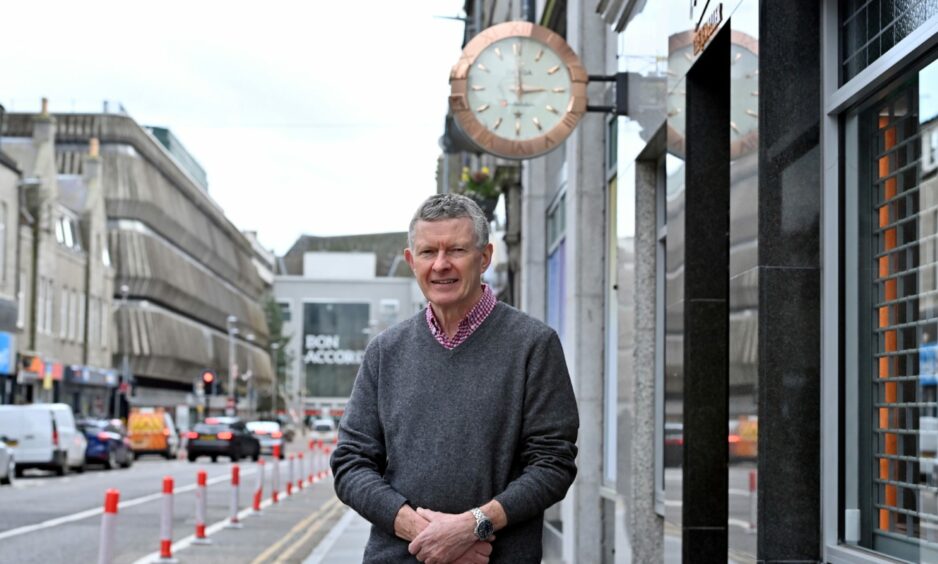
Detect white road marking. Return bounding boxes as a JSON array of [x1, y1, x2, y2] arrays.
[[303, 508, 357, 564], [0, 468, 257, 541]]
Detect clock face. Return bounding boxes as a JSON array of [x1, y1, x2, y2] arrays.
[[466, 36, 573, 141], [666, 29, 759, 159], [450, 22, 587, 159]]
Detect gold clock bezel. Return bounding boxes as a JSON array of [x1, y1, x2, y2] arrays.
[[449, 21, 588, 160]]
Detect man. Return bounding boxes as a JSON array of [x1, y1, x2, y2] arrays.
[[331, 194, 579, 563]]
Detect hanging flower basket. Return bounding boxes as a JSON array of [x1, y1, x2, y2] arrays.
[[461, 166, 499, 220]]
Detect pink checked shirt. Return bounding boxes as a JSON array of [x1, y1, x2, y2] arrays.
[[425, 284, 497, 350]]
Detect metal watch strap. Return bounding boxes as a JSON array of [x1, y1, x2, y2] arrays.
[[471, 507, 491, 540]]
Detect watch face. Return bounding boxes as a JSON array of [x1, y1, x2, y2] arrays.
[[476, 518, 494, 540], [450, 21, 587, 159]]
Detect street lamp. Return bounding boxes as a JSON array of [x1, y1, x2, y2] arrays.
[[114, 284, 130, 419], [226, 315, 238, 416], [270, 342, 280, 416]]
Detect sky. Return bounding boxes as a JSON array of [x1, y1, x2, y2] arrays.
[[1, 0, 466, 254]]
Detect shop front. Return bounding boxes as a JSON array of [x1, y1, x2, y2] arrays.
[[64, 365, 118, 419]]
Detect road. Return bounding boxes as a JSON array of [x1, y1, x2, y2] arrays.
[[0, 439, 343, 564]]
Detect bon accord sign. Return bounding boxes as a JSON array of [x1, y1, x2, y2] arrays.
[[303, 334, 365, 365]]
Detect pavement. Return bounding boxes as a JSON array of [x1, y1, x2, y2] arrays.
[[302, 505, 369, 563]]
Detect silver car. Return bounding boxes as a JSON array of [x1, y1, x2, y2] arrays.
[[0, 436, 15, 485], [246, 420, 285, 459]]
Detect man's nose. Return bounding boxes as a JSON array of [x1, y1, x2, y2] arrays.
[[432, 251, 451, 271]]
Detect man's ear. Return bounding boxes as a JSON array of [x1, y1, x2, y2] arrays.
[[404, 248, 416, 272], [480, 243, 494, 272]]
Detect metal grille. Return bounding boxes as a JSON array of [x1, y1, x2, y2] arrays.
[[870, 81, 938, 548], [842, 0, 938, 83]]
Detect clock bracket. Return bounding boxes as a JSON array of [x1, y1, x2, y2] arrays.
[[586, 72, 629, 116]]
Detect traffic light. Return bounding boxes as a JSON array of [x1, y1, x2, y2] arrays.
[[201, 369, 217, 395]]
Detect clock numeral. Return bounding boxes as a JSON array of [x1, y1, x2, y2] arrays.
[[515, 119, 521, 137], [547, 65, 561, 75], [476, 104, 490, 113], [733, 52, 742, 64], [551, 87, 566, 93], [532, 117, 543, 131], [750, 90, 759, 97], [494, 48, 503, 60], [493, 117, 503, 130], [477, 63, 489, 73], [730, 121, 740, 133], [746, 109, 758, 118], [535, 49, 544, 62], [471, 85, 485, 91], [546, 105, 558, 114], [513, 43, 521, 56]]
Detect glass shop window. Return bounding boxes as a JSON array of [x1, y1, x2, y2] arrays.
[[841, 0, 938, 83], [855, 55, 938, 562]]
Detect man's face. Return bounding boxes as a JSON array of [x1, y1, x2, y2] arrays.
[[405, 218, 493, 315]]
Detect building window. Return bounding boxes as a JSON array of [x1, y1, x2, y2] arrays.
[[78, 291, 85, 343], [850, 54, 938, 560], [278, 301, 292, 322], [17, 273, 25, 329], [841, 0, 938, 82], [547, 193, 566, 337], [60, 287, 68, 339]]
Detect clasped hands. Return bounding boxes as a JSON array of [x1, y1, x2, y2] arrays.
[[396, 506, 494, 564]]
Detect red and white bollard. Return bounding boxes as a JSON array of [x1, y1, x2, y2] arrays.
[[97, 489, 120, 564], [317, 442, 326, 480], [157, 476, 177, 562], [253, 459, 265, 514], [286, 455, 294, 497], [309, 443, 318, 483], [324, 446, 332, 477], [227, 464, 243, 528], [297, 452, 305, 491], [193, 470, 211, 545], [271, 456, 280, 504], [748, 469, 758, 532]]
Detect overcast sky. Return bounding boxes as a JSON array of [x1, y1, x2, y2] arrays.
[[2, 0, 466, 254]]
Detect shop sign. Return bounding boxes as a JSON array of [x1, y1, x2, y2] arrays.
[[694, 2, 723, 54], [303, 302, 370, 398], [0, 332, 14, 374]]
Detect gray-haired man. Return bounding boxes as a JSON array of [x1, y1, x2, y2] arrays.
[[331, 194, 579, 563]]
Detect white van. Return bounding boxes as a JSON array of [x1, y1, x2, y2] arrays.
[[0, 404, 86, 476]]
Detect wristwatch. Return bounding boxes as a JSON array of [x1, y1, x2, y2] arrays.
[[471, 507, 494, 541]]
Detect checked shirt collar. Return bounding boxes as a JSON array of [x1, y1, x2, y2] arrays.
[[425, 284, 497, 350]]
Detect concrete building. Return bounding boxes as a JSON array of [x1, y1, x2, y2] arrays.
[[274, 234, 422, 421], [447, 1, 938, 562], [2, 103, 273, 419], [0, 107, 24, 406]]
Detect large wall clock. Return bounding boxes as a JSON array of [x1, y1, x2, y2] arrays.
[[449, 21, 588, 160]]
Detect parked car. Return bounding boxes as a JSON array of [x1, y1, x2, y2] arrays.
[[0, 403, 86, 476], [311, 418, 337, 442], [0, 436, 15, 485], [186, 418, 260, 463], [246, 420, 286, 459], [128, 407, 179, 459], [78, 419, 133, 470]]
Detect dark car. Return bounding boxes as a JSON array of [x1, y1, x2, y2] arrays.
[[186, 418, 260, 463], [78, 419, 133, 470]]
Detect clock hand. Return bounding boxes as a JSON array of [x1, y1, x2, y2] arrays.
[[520, 85, 546, 93]]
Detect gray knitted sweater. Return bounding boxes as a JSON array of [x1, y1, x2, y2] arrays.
[[331, 302, 579, 563]]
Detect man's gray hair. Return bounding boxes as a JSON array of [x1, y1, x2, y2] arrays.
[[408, 194, 490, 250]]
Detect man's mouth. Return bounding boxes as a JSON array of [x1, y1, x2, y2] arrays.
[[431, 279, 458, 285]]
